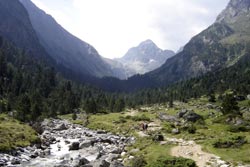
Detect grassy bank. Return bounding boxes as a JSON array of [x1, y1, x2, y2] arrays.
[[0, 114, 38, 152]]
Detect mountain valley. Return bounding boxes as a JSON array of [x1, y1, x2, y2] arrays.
[[0, 0, 250, 166]]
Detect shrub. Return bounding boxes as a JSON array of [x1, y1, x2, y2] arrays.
[[213, 136, 247, 148], [115, 116, 127, 123], [228, 125, 250, 132], [162, 123, 173, 133], [181, 123, 197, 134], [221, 94, 240, 115], [131, 156, 147, 167], [187, 124, 196, 134], [72, 112, 77, 120], [131, 114, 151, 122], [147, 156, 197, 167], [147, 130, 164, 142], [208, 94, 216, 102]]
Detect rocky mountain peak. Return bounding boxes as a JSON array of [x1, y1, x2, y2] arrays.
[[139, 39, 156, 46], [111, 39, 174, 77], [216, 0, 250, 23], [137, 39, 159, 51]]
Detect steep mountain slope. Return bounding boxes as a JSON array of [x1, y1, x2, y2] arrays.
[[19, 0, 114, 78], [146, 0, 250, 85], [103, 58, 128, 79], [0, 0, 50, 59], [116, 40, 175, 77]]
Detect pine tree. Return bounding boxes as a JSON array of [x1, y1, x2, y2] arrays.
[[0, 51, 7, 79], [109, 96, 116, 112], [168, 92, 173, 108], [208, 94, 216, 102], [85, 99, 98, 114], [221, 94, 240, 115], [72, 112, 77, 120], [16, 94, 31, 122], [114, 98, 125, 112]]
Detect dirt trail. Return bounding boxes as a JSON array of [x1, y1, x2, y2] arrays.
[[125, 109, 248, 167], [170, 141, 225, 167]]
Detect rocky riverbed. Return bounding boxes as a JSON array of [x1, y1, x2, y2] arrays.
[[0, 119, 134, 167]]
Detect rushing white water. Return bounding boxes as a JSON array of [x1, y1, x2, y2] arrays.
[[22, 137, 98, 167], [22, 137, 99, 167], [0, 119, 130, 167]]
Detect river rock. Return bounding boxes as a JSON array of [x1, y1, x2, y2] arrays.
[[106, 154, 120, 162], [120, 152, 126, 156], [0, 157, 7, 166], [247, 95, 250, 100], [110, 161, 124, 167], [79, 140, 92, 148], [171, 128, 180, 134], [0, 118, 133, 167], [78, 157, 90, 166], [69, 142, 80, 150], [11, 157, 21, 165], [110, 147, 122, 154], [91, 160, 110, 167]]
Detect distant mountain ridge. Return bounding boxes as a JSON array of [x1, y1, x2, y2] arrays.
[[19, 0, 115, 78]]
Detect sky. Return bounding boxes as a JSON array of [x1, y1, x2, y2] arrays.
[[30, 0, 230, 59]]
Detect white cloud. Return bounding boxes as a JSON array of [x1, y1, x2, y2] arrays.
[[31, 0, 229, 58]]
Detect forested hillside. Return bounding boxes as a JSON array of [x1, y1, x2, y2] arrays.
[[0, 36, 129, 122]]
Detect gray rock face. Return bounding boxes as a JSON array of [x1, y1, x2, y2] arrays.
[[217, 0, 250, 23]]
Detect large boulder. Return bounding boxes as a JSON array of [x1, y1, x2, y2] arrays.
[[78, 157, 90, 166], [106, 154, 120, 162], [158, 113, 179, 123], [243, 111, 250, 121], [69, 142, 80, 151], [177, 109, 188, 118], [11, 157, 21, 165], [152, 133, 164, 142], [90, 160, 110, 167], [110, 161, 124, 167], [247, 94, 250, 100], [79, 140, 92, 148], [54, 123, 68, 131], [178, 110, 202, 122]]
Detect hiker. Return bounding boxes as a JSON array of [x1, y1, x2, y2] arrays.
[[141, 123, 144, 131], [141, 123, 148, 131], [145, 123, 148, 130]]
